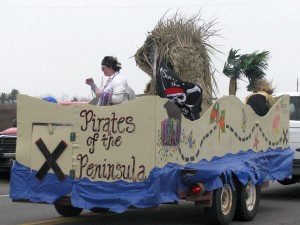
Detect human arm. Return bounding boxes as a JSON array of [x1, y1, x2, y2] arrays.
[[85, 78, 102, 97]]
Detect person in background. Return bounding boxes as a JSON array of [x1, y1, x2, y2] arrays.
[[290, 103, 296, 120], [85, 56, 135, 106], [245, 78, 276, 116]]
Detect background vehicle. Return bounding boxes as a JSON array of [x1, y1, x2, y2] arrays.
[[0, 120, 17, 172], [275, 92, 300, 185]]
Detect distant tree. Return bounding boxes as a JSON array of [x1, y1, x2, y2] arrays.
[[223, 49, 270, 95], [0, 92, 7, 104], [71, 97, 78, 102], [9, 89, 19, 103], [61, 94, 69, 102]]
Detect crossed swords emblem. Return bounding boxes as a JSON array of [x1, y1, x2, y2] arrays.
[[35, 138, 68, 182]]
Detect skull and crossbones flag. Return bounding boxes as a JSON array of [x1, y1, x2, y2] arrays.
[[156, 62, 203, 121]]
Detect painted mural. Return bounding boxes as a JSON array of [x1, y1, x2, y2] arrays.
[[16, 94, 289, 183], [155, 95, 289, 166]]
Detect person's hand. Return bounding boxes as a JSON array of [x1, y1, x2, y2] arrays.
[[85, 78, 94, 85]]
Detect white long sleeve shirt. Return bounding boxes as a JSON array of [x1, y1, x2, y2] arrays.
[[102, 73, 128, 105]]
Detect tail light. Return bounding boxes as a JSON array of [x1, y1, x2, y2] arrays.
[[190, 183, 205, 195]]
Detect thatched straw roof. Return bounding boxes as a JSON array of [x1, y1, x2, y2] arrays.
[[134, 11, 220, 104]]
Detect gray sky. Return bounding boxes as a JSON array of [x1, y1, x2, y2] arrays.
[[1, 0, 299, 101]]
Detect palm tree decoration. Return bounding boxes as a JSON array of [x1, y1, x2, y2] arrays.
[[222, 49, 242, 95], [241, 51, 270, 92], [223, 49, 270, 95]]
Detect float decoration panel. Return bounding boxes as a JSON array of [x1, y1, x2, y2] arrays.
[[10, 94, 293, 213]]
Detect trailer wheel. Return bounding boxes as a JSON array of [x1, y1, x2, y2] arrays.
[[54, 204, 83, 217], [90, 208, 109, 213], [204, 183, 237, 225], [234, 180, 260, 221], [277, 178, 297, 185]]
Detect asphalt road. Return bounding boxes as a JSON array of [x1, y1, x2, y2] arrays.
[[1, 174, 300, 225]]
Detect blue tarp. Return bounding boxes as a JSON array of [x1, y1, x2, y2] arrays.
[[10, 148, 294, 213]]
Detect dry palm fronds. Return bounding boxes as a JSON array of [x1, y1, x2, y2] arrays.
[[252, 78, 275, 95], [134, 11, 220, 104]]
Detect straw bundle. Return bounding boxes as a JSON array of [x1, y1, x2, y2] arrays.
[[135, 12, 219, 104]]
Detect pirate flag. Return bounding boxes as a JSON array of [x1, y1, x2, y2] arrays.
[[156, 62, 203, 121]]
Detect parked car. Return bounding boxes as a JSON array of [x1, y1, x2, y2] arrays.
[[275, 92, 300, 184], [0, 122, 17, 172]]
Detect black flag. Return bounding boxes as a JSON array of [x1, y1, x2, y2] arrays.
[[156, 62, 203, 121]]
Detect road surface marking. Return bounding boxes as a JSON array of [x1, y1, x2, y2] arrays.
[[20, 212, 112, 225], [0, 194, 9, 197]]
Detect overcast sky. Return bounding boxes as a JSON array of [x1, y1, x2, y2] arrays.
[[1, 0, 299, 101]]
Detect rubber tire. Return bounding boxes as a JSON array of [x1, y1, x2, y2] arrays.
[[90, 208, 109, 213], [277, 178, 297, 185], [54, 204, 83, 217], [204, 183, 237, 225], [234, 180, 260, 221]]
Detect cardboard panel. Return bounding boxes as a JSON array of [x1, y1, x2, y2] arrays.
[[154, 95, 290, 167], [17, 95, 156, 182], [31, 124, 73, 175], [16, 94, 290, 182]]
